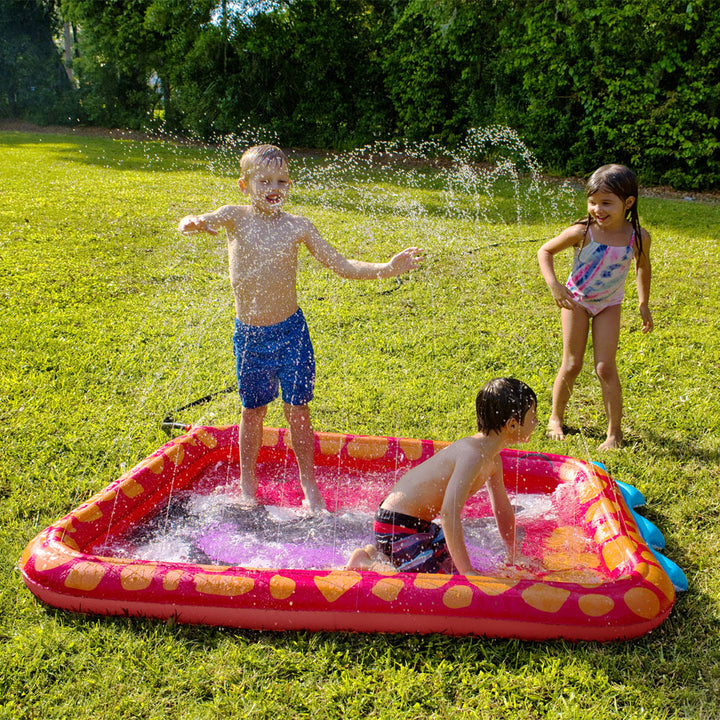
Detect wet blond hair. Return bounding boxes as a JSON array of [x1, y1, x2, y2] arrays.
[[240, 144, 289, 180]]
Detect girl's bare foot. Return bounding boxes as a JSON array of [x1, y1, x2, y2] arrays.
[[546, 417, 565, 441], [598, 434, 623, 451]]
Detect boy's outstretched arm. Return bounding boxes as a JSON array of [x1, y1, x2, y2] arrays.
[[178, 214, 218, 236], [178, 206, 239, 236], [385, 247, 425, 276], [301, 219, 423, 279]]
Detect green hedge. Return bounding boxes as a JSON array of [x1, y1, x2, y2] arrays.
[[9, 0, 719, 188]]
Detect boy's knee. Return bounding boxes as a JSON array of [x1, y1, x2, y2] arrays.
[[284, 403, 311, 424], [242, 405, 267, 422]]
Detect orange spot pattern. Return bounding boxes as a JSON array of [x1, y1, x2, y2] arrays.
[[269, 575, 296, 600], [372, 577, 404, 602]]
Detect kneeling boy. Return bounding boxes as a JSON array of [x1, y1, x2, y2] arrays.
[[347, 377, 537, 574]]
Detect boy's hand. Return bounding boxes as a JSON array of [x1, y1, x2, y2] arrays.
[[178, 215, 218, 236], [389, 247, 424, 275]]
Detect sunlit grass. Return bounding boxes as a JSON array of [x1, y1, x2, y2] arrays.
[[1, 130, 719, 719]]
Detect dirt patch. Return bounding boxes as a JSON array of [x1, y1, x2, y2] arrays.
[[2, 119, 718, 202]]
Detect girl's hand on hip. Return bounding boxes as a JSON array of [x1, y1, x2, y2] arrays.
[[551, 282, 579, 310]]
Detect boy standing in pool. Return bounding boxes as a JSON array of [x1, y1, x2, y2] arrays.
[[347, 378, 537, 574], [178, 145, 423, 511]]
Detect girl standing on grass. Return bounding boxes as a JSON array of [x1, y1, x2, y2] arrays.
[[537, 164, 653, 450]]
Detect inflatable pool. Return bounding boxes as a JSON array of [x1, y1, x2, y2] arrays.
[[19, 425, 684, 641]]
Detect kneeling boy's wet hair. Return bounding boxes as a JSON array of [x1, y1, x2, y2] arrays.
[[240, 144, 289, 178], [476, 378, 536, 434]]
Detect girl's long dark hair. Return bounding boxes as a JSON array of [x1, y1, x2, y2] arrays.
[[577, 164, 644, 256]]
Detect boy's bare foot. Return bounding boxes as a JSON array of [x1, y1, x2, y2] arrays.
[[346, 544, 378, 570], [598, 435, 623, 451], [240, 474, 259, 504], [215, 483, 261, 510], [301, 488, 327, 512], [346, 546, 396, 572], [299, 477, 326, 512], [239, 491, 259, 507], [546, 417, 565, 441]]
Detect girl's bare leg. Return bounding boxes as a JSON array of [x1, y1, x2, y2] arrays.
[[591, 304, 623, 450], [239, 404, 267, 502], [284, 402, 326, 511], [548, 306, 590, 440]]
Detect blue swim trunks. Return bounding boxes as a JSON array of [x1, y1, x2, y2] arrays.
[[232, 308, 315, 410], [374, 507, 455, 574]]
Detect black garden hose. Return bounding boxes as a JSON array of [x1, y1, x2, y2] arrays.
[[161, 384, 236, 434]]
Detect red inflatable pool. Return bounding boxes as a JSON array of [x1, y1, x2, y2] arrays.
[[19, 425, 677, 641]]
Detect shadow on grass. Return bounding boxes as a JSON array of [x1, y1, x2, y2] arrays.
[[0, 131, 213, 175], [0, 130, 560, 225], [643, 428, 720, 466], [564, 424, 720, 467], [296, 193, 537, 225]]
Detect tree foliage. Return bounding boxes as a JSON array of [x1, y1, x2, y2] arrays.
[[5, 0, 720, 188], [0, 0, 77, 122], [490, 0, 720, 187]]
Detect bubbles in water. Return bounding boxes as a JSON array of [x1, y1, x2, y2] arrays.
[[105, 487, 375, 570], [102, 483, 576, 574]]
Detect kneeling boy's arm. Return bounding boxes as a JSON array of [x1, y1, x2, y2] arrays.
[[440, 462, 482, 574], [487, 468, 517, 557]]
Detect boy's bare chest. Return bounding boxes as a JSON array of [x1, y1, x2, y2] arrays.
[[465, 453, 500, 497], [229, 219, 300, 263], [466, 468, 492, 499]]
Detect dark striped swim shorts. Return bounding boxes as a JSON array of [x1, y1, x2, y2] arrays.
[[373, 507, 455, 574]]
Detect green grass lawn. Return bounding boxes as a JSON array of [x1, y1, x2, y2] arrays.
[[1, 129, 719, 719]]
